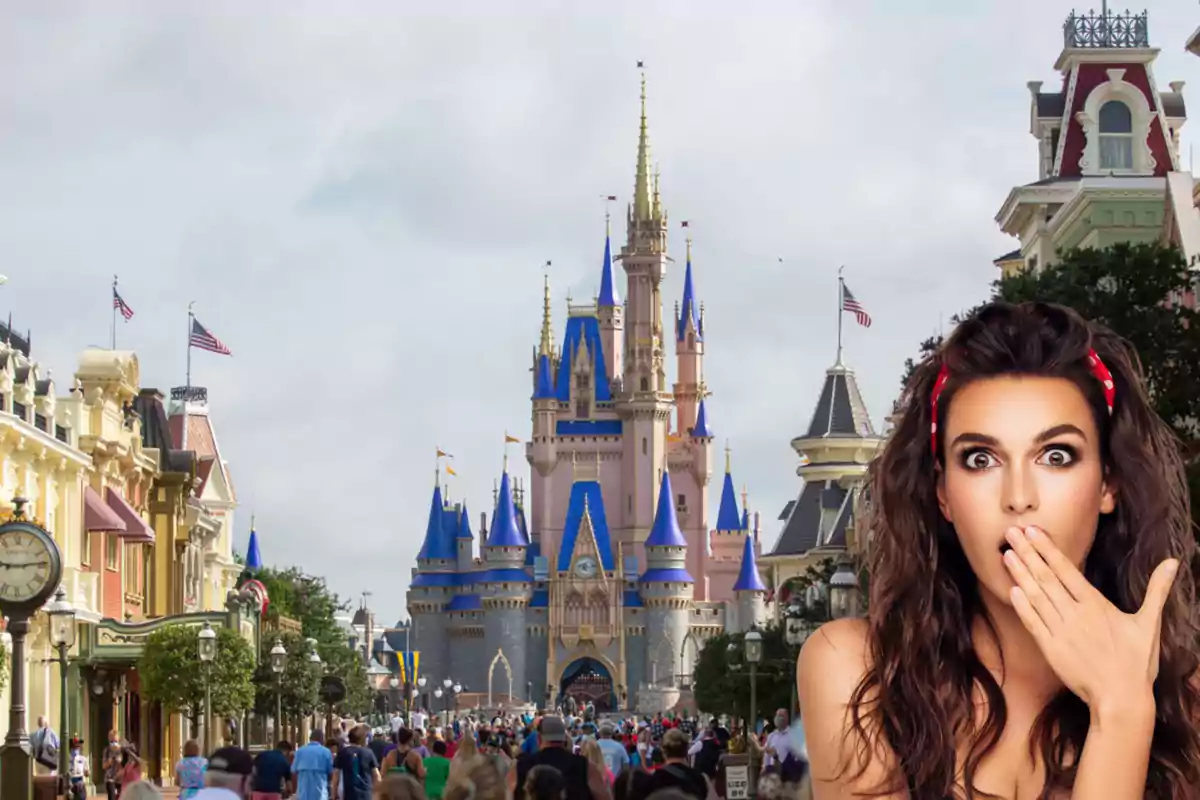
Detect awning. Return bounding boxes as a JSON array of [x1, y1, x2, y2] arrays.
[[84, 486, 126, 533], [104, 489, 156, 544]]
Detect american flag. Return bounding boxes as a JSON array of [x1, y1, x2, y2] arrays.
[[842, 283, 872, 328], [112, 287, 134, 320], [189, 318, 231, 355]]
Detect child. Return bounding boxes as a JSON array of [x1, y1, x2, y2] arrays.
[[67, 737, 89, 800]]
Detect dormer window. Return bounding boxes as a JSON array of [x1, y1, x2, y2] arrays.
[[1098, 101, 1133, 171]]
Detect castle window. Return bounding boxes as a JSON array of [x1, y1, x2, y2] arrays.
[[640, 377, 649, 392], [1098, 100, 1133, 170], [676, 494, 686, 512], [576, 400, 588, 419], [642, 437, 647, 456]]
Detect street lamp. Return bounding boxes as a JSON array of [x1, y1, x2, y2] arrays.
[[46, 587, 75, 779], [744, 627, 764, 799], [443, 677, 452, 690], [829, 556, 861, 619], [784, 603, 814, 719], [198, 622, 217, 754], [433, 687, 444, 723], [270, 639, 287, 744], [389, 677, 400, 714]]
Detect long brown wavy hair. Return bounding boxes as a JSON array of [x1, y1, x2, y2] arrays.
[[849, 301, 1200, 799]]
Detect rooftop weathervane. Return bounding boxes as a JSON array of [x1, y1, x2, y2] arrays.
[[1063, 7, 1149, 49]]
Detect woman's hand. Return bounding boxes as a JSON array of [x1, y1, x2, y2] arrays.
[[1003, 525, 1177, 715]]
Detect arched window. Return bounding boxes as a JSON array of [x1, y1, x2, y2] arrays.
[[1098, 100, 1133, 171]]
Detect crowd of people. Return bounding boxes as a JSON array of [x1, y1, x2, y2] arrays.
[[83, 702, 808, 800]]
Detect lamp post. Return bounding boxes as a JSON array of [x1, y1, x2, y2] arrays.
[[198, 622, 217, 754], [744, 627, 764, 799], [270, 638, 287, 744], [433, 688, 443, 724], [452, 682, 461, 720], [308, 644, 321, 734], [46, 587, 76, 780], [784, 601, 815, 719], [829, 556, 862, 620], [389, 677, 400, 714]]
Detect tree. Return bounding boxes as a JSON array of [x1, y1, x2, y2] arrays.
[[319, 641, 373, 718], [255, 567, 348, 650], [253, 630, 322, 720], [252, 566, 373, 717], [139, 624, 255, 725], [692, 625, 794, 722], [900, 243, 1200, 530]]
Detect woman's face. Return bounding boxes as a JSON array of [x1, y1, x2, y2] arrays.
[[936, 375, 1116, 605]]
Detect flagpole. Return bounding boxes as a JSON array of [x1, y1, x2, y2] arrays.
[[836, 266, 845, 366], [186, 301, 195, 389], [111, 275, 118, 350]]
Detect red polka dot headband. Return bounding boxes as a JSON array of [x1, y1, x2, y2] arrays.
[[929, 348, 1116, 456]]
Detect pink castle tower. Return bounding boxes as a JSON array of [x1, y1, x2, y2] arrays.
[[525, 68, 714, 596], [706, 444, 758, 603]]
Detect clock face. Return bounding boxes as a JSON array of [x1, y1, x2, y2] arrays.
[[0, 527, 56, 604], [574, 556, 598, 579]]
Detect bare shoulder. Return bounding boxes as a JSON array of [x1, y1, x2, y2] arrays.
[[799, 618, 903, 799], [798, 617, 871, 703]]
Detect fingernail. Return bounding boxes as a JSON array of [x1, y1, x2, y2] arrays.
[[1166, 559, 1179, 576], [1025, 527, 1040, 541]]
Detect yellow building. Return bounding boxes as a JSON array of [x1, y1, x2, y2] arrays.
[[0, 330, 252, 787]]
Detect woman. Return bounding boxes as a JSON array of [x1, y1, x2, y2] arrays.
[[381, 728, 426, 780], [578, 739, 611, 787], [799, 301, 1200, 799], [173, 739, 207, 799]]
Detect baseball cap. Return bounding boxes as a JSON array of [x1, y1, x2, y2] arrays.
[[538, 715, 569, 744], [207, 746, 253, 776]]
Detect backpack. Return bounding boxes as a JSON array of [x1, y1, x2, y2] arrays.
[[33, 730, 58, 770]]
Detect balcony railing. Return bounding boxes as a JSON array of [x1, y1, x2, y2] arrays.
[[1063, 9, 1149, 49]]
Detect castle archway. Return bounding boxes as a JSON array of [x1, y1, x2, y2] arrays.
[[487, 649, 514, 707], [558, 657, 615, 713]]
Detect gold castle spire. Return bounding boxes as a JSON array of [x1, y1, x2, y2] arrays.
[[633, 64, 653, 222], [539, 271, 554, 356]]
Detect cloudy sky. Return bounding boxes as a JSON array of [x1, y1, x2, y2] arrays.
[[4, 1, 1197, 627]]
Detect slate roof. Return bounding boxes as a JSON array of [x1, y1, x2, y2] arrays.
[[558, 420, 622, 436], [802, 364, 876, 439], [534, 354, 555, 399], [676, 257, 703, 342], [692, 399, 713, 438], [598, 231, 619, 307], [1035, 92, 1065, 118], [556, 480, 616, 572], [556, 315, 612, 402], [732, 534, 766, 592], [446, 594, 482, 611], [770, 480, 855, 557], [486, 471, 527, 548], [134, 389, 195, 474], [645, 471, 687, 548], [457, 503, 474, 540], [0, 319, 31, 358], [245, 528, 263, 570], [530, 589, 549, 608], [715, 470, 742, 531], [417, 484, 456, 560]]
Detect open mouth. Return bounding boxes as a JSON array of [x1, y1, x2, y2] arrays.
[[999, 542, 1013, 556]]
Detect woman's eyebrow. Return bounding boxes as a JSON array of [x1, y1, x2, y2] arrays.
[[1034, 423, 1087, 443], [950, 423, 1086, 449]]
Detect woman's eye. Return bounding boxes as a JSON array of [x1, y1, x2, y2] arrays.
[[962, 449, 997, 470], [1038, 446, 1076, 467]]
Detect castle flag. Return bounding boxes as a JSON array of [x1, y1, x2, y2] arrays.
[[505, 434, 521, 444], [445, 465, 457, 477]]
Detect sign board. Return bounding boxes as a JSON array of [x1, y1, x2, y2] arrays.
[[725, 764, 750, 800], [320, 675, 347, 704]]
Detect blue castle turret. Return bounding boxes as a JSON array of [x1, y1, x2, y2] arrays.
[[479, 467, 531, 703], [640, 470, 693, 686], [407, 477, 458, 692], [732, 528, 766, 633]]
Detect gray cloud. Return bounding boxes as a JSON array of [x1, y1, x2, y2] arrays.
[[5, 0, 1196, 626]]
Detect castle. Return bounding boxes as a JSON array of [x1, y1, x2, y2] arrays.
[[404, 73, 767, 714]]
